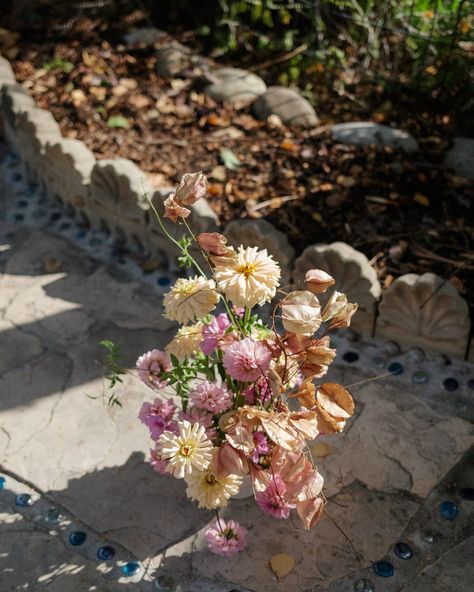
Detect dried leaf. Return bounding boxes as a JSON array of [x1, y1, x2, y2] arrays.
[[310, 441, 334, 458], [414, 193, 430, 206], [270, 553, 295, 580]]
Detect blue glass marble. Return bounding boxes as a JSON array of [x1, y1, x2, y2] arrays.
[[388, 362, 403, 376], [25, 183, 38, 197], [121, 561, 141, 576], [373, 560, 394, 577], [97, 545, 115, 561], [15, 493, 33, 507], [59, 222, 71, 231], [439, 500, 458, 520], [459, 487, 474, 501], [69, 531, 87, 546], [0, 476, 5, 489], [394, 542, 413, 560], [16, 200, 28, 209], [343, 351, 359, 363], [157, 276, 171, 287], [468, 379, 474, 390], [12, 213, 24, 223], [32, 209, 47, 220], [50, 212, 62, 222], [44, 507, 61, 523], [443, 378, 459, 392], [371, 356, 385, 369], [89, 238, 103, 247], [11, 172, 22, 182], [412, 370, 428, 384], [354, 579, 375, 592], [454, 399, 467, 411], [76, 230, 88, 240]]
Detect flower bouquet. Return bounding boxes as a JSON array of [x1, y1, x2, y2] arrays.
[[104, 172, 357, 556]]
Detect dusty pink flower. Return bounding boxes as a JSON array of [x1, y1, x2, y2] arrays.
[[176, 171, 208, 204], [149, 447, 169, 475], [242, 376, 272, 405], [251, 431, 270, 463], [212, 443, 248, 477], [196, 232, 229, 256], [163, 193, 191, 222], [255, 474, 293, 519], [139, 397, 177, 441], [136, 350, 171, 389], [179, 408, 217, 442], [205, 519, 248, 556], [223, 338, 272, 382], [189, 380, 233, 414], [201, 313, 232, 356]]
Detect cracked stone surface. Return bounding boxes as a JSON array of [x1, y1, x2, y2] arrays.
[[1, 179, 474, 590]]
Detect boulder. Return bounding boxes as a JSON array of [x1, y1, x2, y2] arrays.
[[205, 67, 266, 105], [253, 86, 318, 128], [331, 121, 418, 152]]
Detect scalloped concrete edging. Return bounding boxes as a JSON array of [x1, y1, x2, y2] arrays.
[[0, 55, 471, 360]]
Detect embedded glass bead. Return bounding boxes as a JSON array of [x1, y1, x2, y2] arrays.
[[97, 545, 115, 561], [50, 212, 62, 222], [157, 276, 171, 287], [154, 574, 175, 591], [45, 507, 62, 523], [121, 561, 141, 576], [12, 213, 24, 223], [394, 542, 413, 560], [16, 200, 28, 209], [388, 362, 403, 376], [343, 351, 359, 363], [354, 578, 375, 591], [443, 378, 459, 392], [69, 531, 87, 546], [468, 379, 474, 390], [15, 493, 33, 507], [373, 560, 394, 577], [371, 356, 386, 369], [0, 476, 5, 489], [412, 370, 428, 384], [439, 500, 458, 520]]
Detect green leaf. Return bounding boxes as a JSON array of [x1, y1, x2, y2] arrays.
[[219, 147, 241, 170], [107, 115, 129, 129], [43, 57, 74, 74]]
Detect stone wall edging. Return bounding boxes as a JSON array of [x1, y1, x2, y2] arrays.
[[0, 55, 471, 360]]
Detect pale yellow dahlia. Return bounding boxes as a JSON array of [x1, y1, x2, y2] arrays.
[[214, 246, 281, 308], [163, 276, 219, 324], [166, 321, 204, 361], [185, 465, 242, 509], [158, 420, 213, 479]]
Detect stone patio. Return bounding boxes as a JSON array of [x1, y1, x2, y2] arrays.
[[1, 159, 473, 591]]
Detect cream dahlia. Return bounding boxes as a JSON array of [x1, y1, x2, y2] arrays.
[[185, 463, 242, 509], [163, 276, 219, 324], [158, 420, 213, 479], [214, 246, 280, 308], [166, 321, 204, 361]]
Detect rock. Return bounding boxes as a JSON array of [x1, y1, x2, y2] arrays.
[[376, 272, 470, 359], [15, 107, 61, 180], [253, 86, 319, 128], [41, 138, 95, 210], [123, 27, 165, 48], [205, 67, 266, 105], [224, 218, 295, 286], [331, 121, 419, 152], [0, 56, 15, 88], [1, 83, 35, 151], [444, 137, 474, 179], [155, 41, 193, 77], [90, 158, 152, 227], [293, 242, 382, 334]]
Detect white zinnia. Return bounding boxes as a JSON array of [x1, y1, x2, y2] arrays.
[[158, 421, 213, 479], [185, 466, 242, 509], [163, 276, 219, 324], [166, 321, 204, 361], [214, 246, 281, 308]]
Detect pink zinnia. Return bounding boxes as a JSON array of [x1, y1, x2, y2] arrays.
[[139, 397, 177, 441], [243, 376, 272, 406], [149, 447, 169, 475], [223, 338, 272, 382], [255, 474, 292, 519], [205, 519, 248, 556], [201, 313, 231, 356], [179, 408, 217, 442], [136, 349, 172, 389], [189, 380, 233, 414], [250, 431, 270, 463]]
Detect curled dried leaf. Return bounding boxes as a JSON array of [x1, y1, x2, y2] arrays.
[[280, 290, 322, 336], [315, 383, 355, 434]]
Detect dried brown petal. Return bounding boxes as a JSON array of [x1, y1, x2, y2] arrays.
[[280, 290, 322, 335], [305, 269, 335, 294], [176, 171, 208, 205], [196, 232, 229, 256]]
